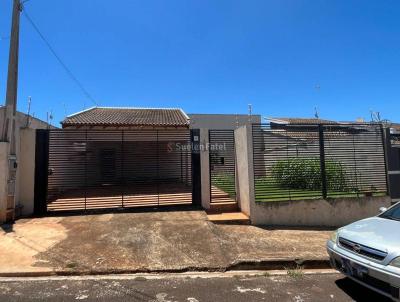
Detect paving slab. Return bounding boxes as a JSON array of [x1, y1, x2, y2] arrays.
[[0, 211, 331, 276]]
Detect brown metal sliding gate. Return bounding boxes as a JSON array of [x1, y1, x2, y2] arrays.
[[36, 129, 193, 213]]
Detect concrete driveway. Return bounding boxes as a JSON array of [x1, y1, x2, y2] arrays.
[[0, 210, 331, 276]]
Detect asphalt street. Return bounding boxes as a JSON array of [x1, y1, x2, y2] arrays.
[[0, 272, 391, 302]]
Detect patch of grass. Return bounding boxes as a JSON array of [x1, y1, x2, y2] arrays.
[[261, 271, 271, 277], [133, 276, 147, 281], [255, 178, 322, 201], [211, 173, 236, 198], [285, 265, 304, 280], [255, 177, 386, 202], [65, 262, 78, 269]]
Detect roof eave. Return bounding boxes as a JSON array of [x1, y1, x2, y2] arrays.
[[62, 123, 189, 128]]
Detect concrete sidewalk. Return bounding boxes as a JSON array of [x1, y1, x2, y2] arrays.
[[0, 211, 332, 276]]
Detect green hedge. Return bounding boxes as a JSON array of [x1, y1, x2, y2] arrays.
[[271, 157, 348, 191]]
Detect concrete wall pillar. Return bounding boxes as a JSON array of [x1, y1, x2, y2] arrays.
[[0, 142, 10, 223], [200, 128, 211, 209], [234, 125, 255, 217], [19, 129, 36, 216]]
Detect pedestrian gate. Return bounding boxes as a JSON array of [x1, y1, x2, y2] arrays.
[[209, 130, 237, 203]]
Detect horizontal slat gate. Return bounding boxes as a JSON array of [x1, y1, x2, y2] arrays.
[[46, 129, 192, 212], [209, 130, 237, 203]]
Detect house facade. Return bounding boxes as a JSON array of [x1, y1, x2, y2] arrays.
[[31, 107, 262, 215], [1, 108, 395, 227], [37, 107, 194, 212]]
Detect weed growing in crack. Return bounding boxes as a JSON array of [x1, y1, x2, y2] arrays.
[[285, 265, 304, 280]]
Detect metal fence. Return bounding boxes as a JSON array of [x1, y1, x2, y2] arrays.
[[209, 130, 237, 203], [44, 129, 192, 212], [252, 123, 388, 202]]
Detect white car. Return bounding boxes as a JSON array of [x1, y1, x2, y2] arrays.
[[327, 202, 400, 301]]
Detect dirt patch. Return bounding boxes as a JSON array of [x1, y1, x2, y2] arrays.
[[0, 217, 67, 273]]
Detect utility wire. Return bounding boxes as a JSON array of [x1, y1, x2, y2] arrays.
[[22, 8, 99, 107]]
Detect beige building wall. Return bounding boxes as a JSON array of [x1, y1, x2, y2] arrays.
[[250, 196, 392, 227], [189, 114, 261, 130], [0, 107, 52, 222], [234, 126, 253, 216], [0, 142, 10, 222], [19, 129, 37, 216], [200, 128, 211, 209]]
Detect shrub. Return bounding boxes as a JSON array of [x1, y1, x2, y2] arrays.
[[271, 157, 348, 191]]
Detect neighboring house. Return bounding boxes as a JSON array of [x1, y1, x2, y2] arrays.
[[391, 123, 400, 137], [0, 106, 53, 222], [264, 116, 347, 148], [189, 114, 261, 130], [391, 125, 400, 148], [387, 123, 400, 203], [268, 117, 338, 127], [267, 117, 343, 140]]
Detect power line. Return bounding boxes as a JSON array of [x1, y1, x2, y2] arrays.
[[22, 8, 99, 107]]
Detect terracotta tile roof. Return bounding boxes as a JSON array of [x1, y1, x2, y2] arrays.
[[61, 107, 190, 128], [268, 117, 338, 125]]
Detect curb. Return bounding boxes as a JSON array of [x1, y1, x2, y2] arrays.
[[228, 259, 330, 271], [0, 259, 331, 278]]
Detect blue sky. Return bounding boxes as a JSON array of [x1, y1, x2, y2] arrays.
[[0, 0, 399, 126]]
